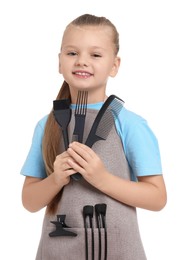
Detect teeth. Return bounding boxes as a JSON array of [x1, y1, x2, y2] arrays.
[[75, 72, 90, 76]]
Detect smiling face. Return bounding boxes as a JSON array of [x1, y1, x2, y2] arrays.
[[59, 25, 120, 103]]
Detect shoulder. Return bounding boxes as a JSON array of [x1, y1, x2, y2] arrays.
[[116, 105, 160, 155], [116, 106, 147, 134], [123, 107, 146, 123], [36, 114, 49, 130], [31, 115, 49, 143], [20, 115, 49, 178]]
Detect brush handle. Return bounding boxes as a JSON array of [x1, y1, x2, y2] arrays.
[[71, 172, 82, 181], [62, 130, 69, 150], [95, 205, 102, 260], [102, 215, 107, 260]]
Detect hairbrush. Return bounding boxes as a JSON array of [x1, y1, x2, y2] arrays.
[[53, 99, 71, 150]]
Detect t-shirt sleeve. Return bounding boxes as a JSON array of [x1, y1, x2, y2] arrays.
[[116, 109, 162, 180], [20, 117, 48, 178]]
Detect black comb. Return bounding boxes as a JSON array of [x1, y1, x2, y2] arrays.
[[85, 95, 124, 147]]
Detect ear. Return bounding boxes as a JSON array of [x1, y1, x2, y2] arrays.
[[109, 56, 121, 77], [58, 53, 63, 74]]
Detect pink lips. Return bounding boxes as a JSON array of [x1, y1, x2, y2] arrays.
[[72, 71, 93, 79]]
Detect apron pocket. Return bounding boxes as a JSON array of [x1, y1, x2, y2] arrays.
[[37, 226, 145, 260], [39, 227, 90, 260]]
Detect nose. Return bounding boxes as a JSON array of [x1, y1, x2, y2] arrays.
[[75, 54, 88, 67]]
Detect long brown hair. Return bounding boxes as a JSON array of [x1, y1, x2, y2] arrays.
[[42, 14, 119, 214]]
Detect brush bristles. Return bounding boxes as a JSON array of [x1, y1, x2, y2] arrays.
[[99, 204, 107, 216], [83, 205, 94, 217], [53, 99, 70, 110], [95, 203, 107, 215]]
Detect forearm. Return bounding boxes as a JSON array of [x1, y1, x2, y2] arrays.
[[22, 175, 64, 213], [98, 173, 167, 211]]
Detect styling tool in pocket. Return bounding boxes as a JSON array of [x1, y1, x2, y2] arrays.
[[95, 204, 107, 260], [71, 91, 88, 181], [49, 214, 77, 237], [53, 98, 71, 150], [83, 205, 94, 260], [95, 204, 102, 260]]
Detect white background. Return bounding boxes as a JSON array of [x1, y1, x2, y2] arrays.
[[0, 0, 184, 259]]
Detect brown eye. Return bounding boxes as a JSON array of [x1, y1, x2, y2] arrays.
[[67, 52, 77, 56], [92, 53, 102, 58]]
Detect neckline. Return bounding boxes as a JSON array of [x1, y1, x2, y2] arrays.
[[70, 101, 104, 110]]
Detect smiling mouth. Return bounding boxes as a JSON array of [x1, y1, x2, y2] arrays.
[[72, 71, 93, 78]]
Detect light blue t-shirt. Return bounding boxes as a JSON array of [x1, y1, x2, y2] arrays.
[[20, 102, 162, 180]]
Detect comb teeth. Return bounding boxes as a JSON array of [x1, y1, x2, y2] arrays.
[[110, 98, 124, 119], [95, 97, 124, 140], [85, 95, 124, 148], [95, 108, 114, 139]]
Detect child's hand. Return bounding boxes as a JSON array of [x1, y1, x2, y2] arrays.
[[53, 151, 77, 187], [67, 142, 108, 188]]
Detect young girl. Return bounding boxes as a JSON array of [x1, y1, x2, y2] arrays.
[[21, 14, 167, 260]]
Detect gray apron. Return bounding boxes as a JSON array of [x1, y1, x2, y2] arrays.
[[36, 108, 147, 260]]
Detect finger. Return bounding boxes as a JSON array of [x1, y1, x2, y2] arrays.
[[68, 142, 94, 161], [56, 151, 71, 159], [69, 142, 94, 154], [65, 168, 77, 176], [63, 155, 78, 170], [67, 147, 88, 169], [54, 154, 75, 171], [62, 162, 73, 171], [67, 158, 85, 175]]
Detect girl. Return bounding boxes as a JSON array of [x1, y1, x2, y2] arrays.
[[21, 14, 167, 259]]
